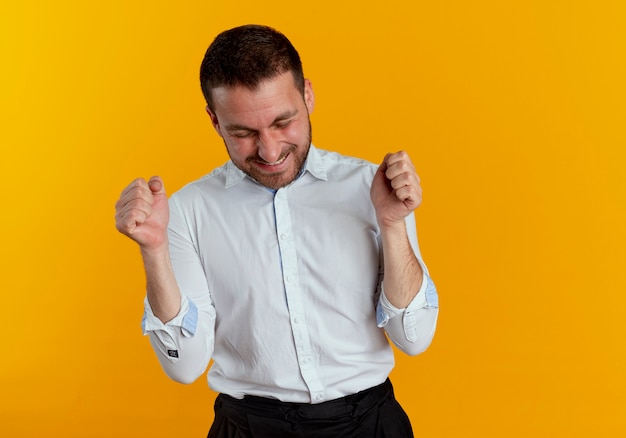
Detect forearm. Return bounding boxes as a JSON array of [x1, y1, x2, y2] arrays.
[[141, 243, 182, 323], [379, 220, 423, 308]]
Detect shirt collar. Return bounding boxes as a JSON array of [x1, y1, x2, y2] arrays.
[[224, 144, 328, 189], [224, 161, 247, 188], [302, 144, 328, 182]]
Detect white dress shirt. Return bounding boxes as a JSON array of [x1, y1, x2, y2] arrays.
[[142, 145, 439, 403]]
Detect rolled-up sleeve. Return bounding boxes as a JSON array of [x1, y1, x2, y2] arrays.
[[142, 293, 215, 384], [141, 294, 199, 355], [376, 268, 439, 355]]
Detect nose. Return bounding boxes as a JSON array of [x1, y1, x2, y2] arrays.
[[256, 130, 283, 163]]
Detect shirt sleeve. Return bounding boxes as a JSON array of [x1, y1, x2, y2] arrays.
[[375, 214, 439, 356], [140, 195, 216, 384]]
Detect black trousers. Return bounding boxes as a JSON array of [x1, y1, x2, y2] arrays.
[[207, 379, 414, 438]]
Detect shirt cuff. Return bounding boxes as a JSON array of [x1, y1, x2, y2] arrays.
[[141, 295, 198, 338], [376, 268, 438, 328]]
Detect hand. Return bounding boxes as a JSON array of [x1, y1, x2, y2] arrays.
[[370, 151, 422, 228], [115, 176, 169, 251]]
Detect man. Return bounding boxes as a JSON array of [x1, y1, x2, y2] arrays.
[[115, 24, 438, 437]]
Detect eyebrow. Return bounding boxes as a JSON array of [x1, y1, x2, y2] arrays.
[[225, 109, 299, 132]]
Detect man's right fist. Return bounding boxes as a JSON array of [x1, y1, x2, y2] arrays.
[[115, 176, 170, 250]]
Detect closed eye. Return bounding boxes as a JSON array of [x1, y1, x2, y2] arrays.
[[274, 119, 293, 129], [230, 130, 256, 139]]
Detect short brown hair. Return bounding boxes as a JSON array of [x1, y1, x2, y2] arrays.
[[200, 24, 305, 111]]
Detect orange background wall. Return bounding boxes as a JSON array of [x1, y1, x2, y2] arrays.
[[2, 1, 624, 436]]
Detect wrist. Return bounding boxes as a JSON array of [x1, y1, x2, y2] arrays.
[[377, 217, 407, 233], [139, 238, 170, 259]]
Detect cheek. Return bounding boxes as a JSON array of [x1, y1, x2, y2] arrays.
[[225, 139, 255, 161], [284, 122, 308, 142]]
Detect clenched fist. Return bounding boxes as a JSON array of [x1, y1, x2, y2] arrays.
[[370, 151, 422, 228], [115, 176, 169, 251]]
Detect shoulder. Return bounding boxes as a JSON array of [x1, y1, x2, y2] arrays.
[[169, 162, 231, 204], [310, 145, 378, 180], [316, 146, 376, 167]]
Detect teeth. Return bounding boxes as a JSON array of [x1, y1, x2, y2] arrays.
[[265, 155, 287, 166]]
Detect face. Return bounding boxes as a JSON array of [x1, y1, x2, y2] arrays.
[[206, 71, 315, 189]]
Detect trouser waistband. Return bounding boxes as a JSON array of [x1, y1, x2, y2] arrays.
[[219, 378, 394, 421]]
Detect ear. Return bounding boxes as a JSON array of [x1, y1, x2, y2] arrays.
[[206, 106, 223, 138], [303, 79, 315, 114]]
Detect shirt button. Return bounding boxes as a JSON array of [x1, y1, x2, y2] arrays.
[[315, 394, 323, 401]]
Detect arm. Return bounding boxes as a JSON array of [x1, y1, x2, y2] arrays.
[[370, 152, 439, 355], [116, 176, 213, 383], [115, 176, 181, 321]]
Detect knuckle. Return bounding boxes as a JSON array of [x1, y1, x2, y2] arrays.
[[139, 186, 154, 201], [397, 161, 409, 171], [124, 178, 149, 194], [131, 177, 148, 186]]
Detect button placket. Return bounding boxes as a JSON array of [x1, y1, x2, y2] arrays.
[[273, 189, 325, 401]]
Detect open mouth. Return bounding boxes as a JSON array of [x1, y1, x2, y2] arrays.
[[256, 153, 289, 168]]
